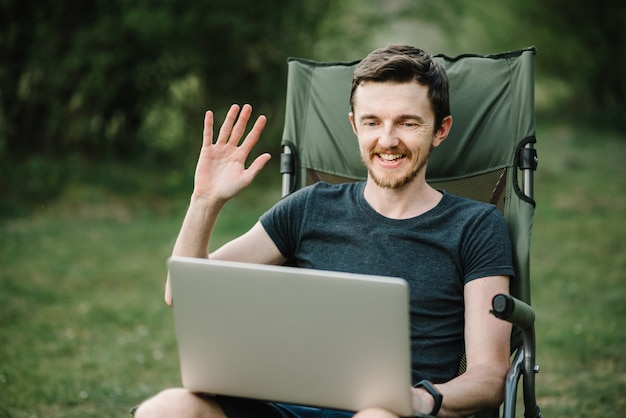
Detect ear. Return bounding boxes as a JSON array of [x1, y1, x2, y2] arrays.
[[432, 115, 452, 148], [348, 112, 358, 135]]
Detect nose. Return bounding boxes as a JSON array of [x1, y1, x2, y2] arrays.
[[378, 124, 400, 148]]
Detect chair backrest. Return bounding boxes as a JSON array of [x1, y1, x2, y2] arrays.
[[280, 47, 537, 307]]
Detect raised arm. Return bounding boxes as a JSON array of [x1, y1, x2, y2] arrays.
[[164, 104, 276, 305]]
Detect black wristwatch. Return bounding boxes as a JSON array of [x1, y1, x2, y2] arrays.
[[414, 379, 443, 416]]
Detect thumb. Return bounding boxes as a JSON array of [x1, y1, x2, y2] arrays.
[[245, 153, 272, 181]]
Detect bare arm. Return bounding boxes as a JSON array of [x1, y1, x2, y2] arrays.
[[411, 275, 512, 417], [165, 104, 277, 305]]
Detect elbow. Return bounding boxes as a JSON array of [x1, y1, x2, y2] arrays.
[[471, 378, 505, 414], [487, 366, 508, 408], [487, 351, 510, 408], [473, 363, 508, 410], [490, 384, 506, 408]]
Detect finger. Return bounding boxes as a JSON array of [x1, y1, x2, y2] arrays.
[[239, 114, 267, 154], [202, 110, 214, 147], [216, 104, 240, 143], [229, 104, 253, 145]]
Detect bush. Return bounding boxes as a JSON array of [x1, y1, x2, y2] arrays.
[[0, 156, 76, 217]]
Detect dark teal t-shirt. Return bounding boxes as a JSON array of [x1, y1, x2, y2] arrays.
[[260, 181, 514, 384]]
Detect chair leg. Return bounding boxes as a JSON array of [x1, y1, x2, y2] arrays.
[[502, 348, 524, 418]]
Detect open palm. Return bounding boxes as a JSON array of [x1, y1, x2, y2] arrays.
[[193, 104, 271, 202]]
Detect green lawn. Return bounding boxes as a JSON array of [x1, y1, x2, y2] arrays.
[[529, 124, 626, 416], [1, 122, 624, 417]]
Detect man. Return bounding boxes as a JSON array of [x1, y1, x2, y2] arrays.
[[135, 45, 513, 418]]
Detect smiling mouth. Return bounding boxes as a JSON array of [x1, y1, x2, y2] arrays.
[[377, 153, 406, 162]]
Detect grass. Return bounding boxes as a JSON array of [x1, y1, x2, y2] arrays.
[[1, 122, 625, 417], [529, 124, 626, 416], [0, 164, 281, 418]]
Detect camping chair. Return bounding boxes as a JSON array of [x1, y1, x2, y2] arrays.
[[279, 47, 540, 418]]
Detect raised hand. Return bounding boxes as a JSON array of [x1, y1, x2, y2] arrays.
[[193, 104, 271, 203]]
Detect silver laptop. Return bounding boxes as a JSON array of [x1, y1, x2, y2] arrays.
[[168, 256, 414, 416]]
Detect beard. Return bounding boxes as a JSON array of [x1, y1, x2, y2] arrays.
[[363, 145, 432, 190]]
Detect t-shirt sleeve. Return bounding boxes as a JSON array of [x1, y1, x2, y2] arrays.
[[462, 206, 515, 284], [259, 186, 309, 259]]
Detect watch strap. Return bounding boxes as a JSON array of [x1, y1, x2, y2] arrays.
[[414, 379, 443, 416]]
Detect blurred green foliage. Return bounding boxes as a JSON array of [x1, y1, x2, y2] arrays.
[[0, 0, 360, 160], [402, 0, 625, 125], [0, 0, 381, 214], [1, 0, 624, 216]]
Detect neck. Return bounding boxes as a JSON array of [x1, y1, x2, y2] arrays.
[[363, 177, 442, 219]]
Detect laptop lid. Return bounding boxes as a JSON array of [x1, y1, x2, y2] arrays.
[[168, 256, 414, 416]]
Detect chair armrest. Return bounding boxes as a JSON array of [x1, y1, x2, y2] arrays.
[[491, 294, 542, 418], [491, 294, 535, 330]]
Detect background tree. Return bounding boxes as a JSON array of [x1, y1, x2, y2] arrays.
[[0, 0, 381, 210], [0, 0, 383, 160], [2, 0, 623, 214], [400, 0, 626, 128]]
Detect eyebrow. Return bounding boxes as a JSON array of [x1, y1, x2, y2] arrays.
[[358, 114, 427, 124]]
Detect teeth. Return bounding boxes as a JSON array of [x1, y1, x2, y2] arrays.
[[379, 154, 403, 161]]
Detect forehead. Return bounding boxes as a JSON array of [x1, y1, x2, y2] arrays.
[[352, 80, 433, 119]]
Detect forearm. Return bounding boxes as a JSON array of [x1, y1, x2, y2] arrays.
[[432, 364, 506, 418], [173, 194, 225, 257], [164, 194, 225, 305]]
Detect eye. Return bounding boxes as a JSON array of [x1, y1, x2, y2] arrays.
[[362, 120, 380, 128], [399, 121, 419, 129]]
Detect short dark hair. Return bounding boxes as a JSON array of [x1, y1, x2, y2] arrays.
[[350, 45, 450, 133]]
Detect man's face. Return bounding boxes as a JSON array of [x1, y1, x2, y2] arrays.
[[349, 81, 449, 190]]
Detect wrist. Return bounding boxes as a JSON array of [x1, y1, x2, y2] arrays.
[[413, 380, 443, 416], [412, 387, 434, 415], [190, 192, 226, 209]]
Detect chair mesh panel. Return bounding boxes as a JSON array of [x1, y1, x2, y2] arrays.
[[429, 169, 508, 214], [306, 169, 356, 188]]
